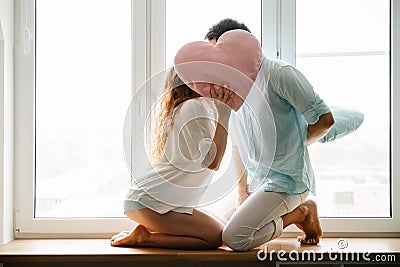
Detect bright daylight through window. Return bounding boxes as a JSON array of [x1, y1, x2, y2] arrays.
[[34, 0, 391, 219], [35, 0, 132, 217], [296, 0, 390, 217]]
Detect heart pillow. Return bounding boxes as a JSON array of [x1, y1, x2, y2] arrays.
[[174, 29, 262, 111]]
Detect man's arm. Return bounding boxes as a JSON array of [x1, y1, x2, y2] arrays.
[[306, 112, 335, 146], [232, 146, 249, 209], [274, 65, 334, 145]]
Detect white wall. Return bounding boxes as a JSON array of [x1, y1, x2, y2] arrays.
[[0, 0, 14, 245]]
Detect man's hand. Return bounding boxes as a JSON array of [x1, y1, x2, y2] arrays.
[[235, 190, 249, 210], [306, 112, 335, 146], [232, 146, 248, 210]]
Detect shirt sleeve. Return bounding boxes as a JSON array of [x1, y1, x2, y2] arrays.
[[275, 65, 331, 125]]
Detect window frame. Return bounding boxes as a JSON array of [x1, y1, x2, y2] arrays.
[[13, 0, 400, 237]]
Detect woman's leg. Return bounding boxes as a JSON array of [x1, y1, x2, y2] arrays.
[[222, 189, 310, 251], [199, 207, 229, 225], [110, 208, 224, 249]]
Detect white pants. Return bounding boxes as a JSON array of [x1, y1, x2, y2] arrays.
[[222, 188, 309, 251]]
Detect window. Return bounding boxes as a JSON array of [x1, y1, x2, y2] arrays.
[[35, 0, 132, 217], [14, 0, 399, 236], [295, 0, 390, 217], [165, 0, 262, 66]]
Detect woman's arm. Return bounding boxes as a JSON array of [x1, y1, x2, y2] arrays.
[[205, 85, 233, 171]]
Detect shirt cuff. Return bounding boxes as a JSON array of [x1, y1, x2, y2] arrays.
[[302, 100, 331, 125]]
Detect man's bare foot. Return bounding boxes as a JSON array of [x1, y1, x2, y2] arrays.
[[110, 224, 150, 247], [293, 200, 323, 245]]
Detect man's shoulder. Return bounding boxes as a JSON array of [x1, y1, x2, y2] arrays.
[[259, 56, 295, 78], [263, 56, 292, 69], [261, 57, 303, 82]]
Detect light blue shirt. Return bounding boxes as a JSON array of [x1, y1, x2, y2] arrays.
[[231, 56, 331, 195]]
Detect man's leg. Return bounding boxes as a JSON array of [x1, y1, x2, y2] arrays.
[[282, 199, 323, 245], [222, 189, 308, 251]]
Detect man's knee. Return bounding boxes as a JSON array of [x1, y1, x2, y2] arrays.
[[222, 224, 251, 251]]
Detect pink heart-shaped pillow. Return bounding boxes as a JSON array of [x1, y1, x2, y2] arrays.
[[174, 29, 262, 111]]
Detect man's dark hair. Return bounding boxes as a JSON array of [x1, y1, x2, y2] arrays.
[[204, 18, 251, 41]]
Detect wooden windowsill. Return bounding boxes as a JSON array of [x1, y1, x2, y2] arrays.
[[0, 238, 399, 264]]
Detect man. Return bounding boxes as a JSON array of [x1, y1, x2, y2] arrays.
[[205, 19, 334, 251]]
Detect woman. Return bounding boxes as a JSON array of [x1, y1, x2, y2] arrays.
[[110, 68, 233, 249]]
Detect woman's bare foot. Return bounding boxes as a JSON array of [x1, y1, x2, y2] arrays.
[[294, 200, 323, 245], [110, 224, 150, 247]]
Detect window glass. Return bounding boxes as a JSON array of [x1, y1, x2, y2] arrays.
[[35, 0, 132, 217], [296, 0, 390, 217], [166, 0, 262, 66]]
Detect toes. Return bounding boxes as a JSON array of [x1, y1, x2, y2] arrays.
[[110, 225, 150, 247], [110, 237, 120, 245], [110, 234, 120, 242], [110, 236, 118, 243], [110, 241, 119, 246], [111, 231, 129, 240], [110, 234, 123, 242], [303, 237, 318, 245], [110, 236, 125, 246], [298, 234, 319, 245], [110, 232, 130, 246], [297, 235, 307, 244]]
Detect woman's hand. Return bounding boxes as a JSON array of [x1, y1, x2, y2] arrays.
[[210, 84, 234, 124], [210, 84, 234, 107], [204, 84, 233, 171]]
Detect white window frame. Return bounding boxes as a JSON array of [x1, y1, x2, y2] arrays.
[[14, 0, 400, 237]]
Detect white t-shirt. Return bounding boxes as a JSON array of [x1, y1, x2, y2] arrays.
[[125, 98, 217, 214]]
